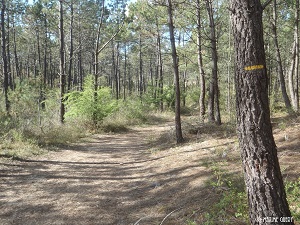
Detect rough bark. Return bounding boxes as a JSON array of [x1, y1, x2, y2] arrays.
[[231, 1, 294, 224], [167, 0, 184, 143]]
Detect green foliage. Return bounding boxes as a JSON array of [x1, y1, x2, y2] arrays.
[[0, 78, 87, 159], [163, 85, 175, 108], [285, 178, 300, 221], [199, 161, 300, 225], [185, 87, 200, 107], [207, 168, 248, 224], [101, 97, 148, 132], [8, 79, 40, 124], [141, 85, 176, 110], [65, 75, 118, 125]]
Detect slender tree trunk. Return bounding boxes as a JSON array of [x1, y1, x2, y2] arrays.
[[59, 0, 65, 123], [288, 0, 300, 112], [196, 0, 206, 122], [111, 41, 116, 92], [227, 10, 233, 121], [78, 36, 83, 91], [182, 55, 187, 107], [271, 0, 292, 111], [123, 43, 127, 101], [40, 17, 48, 110], [94, 0, 105, 103], [156, 16, 163, 112], [12, 17, 20, 80], [231, 1, 294, 224], [6, 13, 13, 90], [295, 0, 300, 112], [206, 0, 221, 125], [167, 0, 184, 143], [1, 0, 10, 114], [68, 1, 74, 91], [115, 42, 120, 99], [139, 33, 143, 97], [36, 29, 42, 73]]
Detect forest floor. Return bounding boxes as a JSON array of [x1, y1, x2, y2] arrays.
[[0, 115, 299, 225]]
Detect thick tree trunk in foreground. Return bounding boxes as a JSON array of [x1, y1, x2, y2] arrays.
[[167, 0, 184, 144], [231, 1, 294, 224]]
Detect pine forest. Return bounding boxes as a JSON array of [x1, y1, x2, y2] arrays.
[[0, 0, 299, 224]]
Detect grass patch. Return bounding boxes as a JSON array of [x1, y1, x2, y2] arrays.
[[189, 160, 300, 225], [0, 128, 46, 159]]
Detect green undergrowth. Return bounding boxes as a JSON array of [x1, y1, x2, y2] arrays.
[[0, 77, 169, 160], [188, 159, 300, 225]]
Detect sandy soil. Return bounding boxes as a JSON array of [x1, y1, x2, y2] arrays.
[[0, 122, 216, 225], [0, 118, 299, 225]]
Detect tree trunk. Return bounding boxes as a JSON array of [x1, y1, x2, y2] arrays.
[[12, 17, 20, 80], [295, 0, 300, 112], [1, 0, 10, 114], [271, 0, 292, 111], [231, 1, 294, 224], [156, 16, 163, 112], [206, 0, 221, 125], [288, 0, 300, 112], [6, 13, 13, 90], [94, 0, 105, 103], [167, 0, 184, 143], [139, 33, 143, 97], [196, 0, 206, 122], [123, 43, 127, 101], [115, 42, 120, 99], [68, 1, 74, 91], [59, 0, 65, 123], [41, 16, 48, 110]]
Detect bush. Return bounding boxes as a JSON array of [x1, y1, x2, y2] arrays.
[[64, 75, 118, 125], [101, 97, 149, 132], [0, 78, 89, 159]]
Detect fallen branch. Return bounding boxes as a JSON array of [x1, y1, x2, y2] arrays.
[[133, 216, 147, 225], [159, 207, 183, 225]]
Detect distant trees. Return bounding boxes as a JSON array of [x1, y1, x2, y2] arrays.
[[0, 0, 299, 122], [231, 0, 294, 224]]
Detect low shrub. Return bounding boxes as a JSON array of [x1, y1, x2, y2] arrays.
[[65, 75, 118, 125]]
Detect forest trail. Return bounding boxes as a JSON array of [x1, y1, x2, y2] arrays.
[[0, 121, 217, 225]]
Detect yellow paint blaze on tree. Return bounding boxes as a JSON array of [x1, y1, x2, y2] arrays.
[[244, 65, 264, 71]]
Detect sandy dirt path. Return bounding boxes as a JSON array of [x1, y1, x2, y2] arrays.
[[0, 122, 215, 225]]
